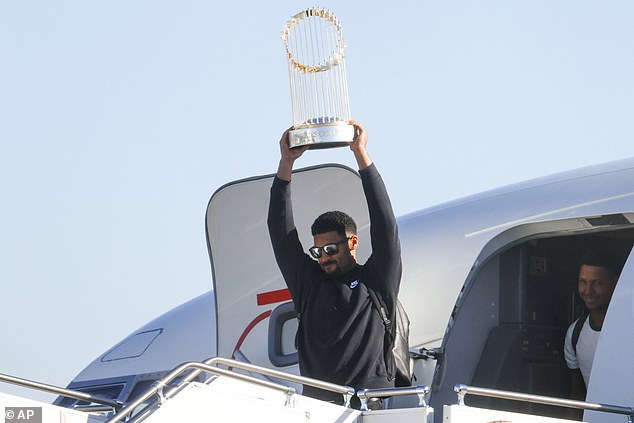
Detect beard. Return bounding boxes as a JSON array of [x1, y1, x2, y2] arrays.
[[320, 260, 342, 277]]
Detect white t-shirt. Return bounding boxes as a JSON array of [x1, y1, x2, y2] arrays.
[[564, 315, 601, 387]]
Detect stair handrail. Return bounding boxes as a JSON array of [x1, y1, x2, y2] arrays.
[[454, 384, 634, 422], [357, 385, 430, 411], [0, 372, 122, 411], [106, 357, 355, 423]]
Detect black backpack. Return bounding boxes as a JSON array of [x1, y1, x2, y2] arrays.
[[367, 288, 413, 387]]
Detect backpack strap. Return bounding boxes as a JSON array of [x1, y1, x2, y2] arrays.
[[572, 312, 589, 355], [367, 287, 393, 334]]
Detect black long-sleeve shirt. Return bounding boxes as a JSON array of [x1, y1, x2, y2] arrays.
[[267, 164, 402, 400]]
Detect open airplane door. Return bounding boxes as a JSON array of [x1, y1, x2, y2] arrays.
[[205, 164, 370, 376], [584, 247, 634, 423]]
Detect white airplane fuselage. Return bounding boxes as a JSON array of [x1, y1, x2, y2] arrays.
[[57, 158, 634, 423]]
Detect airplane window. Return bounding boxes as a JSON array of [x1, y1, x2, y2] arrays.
[[280, 317, 299, 356], [268, 301, 299, 367], [101, 329, 162, 362]]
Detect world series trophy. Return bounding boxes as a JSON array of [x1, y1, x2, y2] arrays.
[[282, 8, 354, 149]]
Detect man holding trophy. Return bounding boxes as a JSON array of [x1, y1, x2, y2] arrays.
[[267, 8, 403, 409], [267, 120, 402, 410]]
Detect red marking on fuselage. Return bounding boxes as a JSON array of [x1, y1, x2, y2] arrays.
[[256, 288, 291, 306], [231, 310, 272, 362]]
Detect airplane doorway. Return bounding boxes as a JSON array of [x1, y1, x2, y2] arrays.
[[431, 222, 634, 420]]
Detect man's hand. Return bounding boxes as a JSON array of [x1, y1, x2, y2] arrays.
[[349, 120, 372, 170], [277, 127, 309, 181]]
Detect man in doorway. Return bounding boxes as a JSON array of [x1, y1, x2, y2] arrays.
[[267, 121, 402, 409], [564, 248, 622, 400]]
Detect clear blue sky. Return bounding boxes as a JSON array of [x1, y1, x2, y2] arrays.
[[1, 1, 633, 402]]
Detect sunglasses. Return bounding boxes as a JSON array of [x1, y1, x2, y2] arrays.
[[309, 237, 352, 259]]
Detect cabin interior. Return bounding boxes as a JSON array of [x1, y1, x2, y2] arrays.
[[429, 224, 634, 420]]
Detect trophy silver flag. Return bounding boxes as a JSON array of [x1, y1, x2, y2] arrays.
[[282, 8, 354, 149]]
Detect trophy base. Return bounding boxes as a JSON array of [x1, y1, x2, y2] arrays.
[[289, 123, 354, 149]]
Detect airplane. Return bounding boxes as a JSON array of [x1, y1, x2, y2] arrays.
[[2, 157, 634, 422]]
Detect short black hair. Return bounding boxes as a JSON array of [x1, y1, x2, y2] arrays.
[[579, 248, 625, 280], [311, 211, 357, 237]]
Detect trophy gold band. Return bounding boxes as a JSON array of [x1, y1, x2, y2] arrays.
[[282, 8, 354, 149]]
